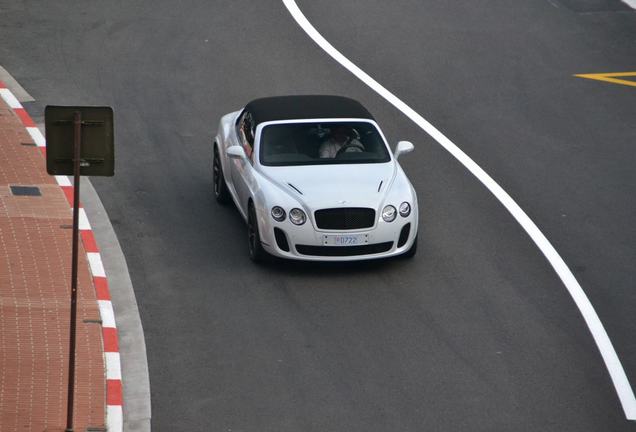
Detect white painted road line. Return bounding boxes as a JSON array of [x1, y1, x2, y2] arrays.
[[55, 175, 72, 187], [622, 0, 636, 9], [26, 126, 45, 147], [87, 252, 106, 278], [105, 352, 122, 380], [281, 0, 636, 421], [98, 300, 117, 328], [0, 88, 21, 109], [107, 405, 123, 432], [79, 208, 92, 230]]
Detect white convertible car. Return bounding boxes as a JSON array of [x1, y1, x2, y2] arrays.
[[213, 95, 418, 262]]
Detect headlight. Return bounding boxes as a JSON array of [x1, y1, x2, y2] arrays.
[[399, 202, 411, 217], [382, 205, 397, 222], [289, 208, 306, 225], [271, 206, 286, 222]]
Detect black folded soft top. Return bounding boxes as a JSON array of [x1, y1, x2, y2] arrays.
[[244, 95, 375, 126]]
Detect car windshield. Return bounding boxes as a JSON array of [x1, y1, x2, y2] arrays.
[[259, 121, 391, 166]]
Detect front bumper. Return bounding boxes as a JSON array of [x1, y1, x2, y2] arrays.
[[260, 213, 418, 262]]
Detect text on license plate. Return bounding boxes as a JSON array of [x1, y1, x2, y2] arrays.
[[323, 234, 368, 246]]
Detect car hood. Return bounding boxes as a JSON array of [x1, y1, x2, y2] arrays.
[[261, 163, 396, 209]]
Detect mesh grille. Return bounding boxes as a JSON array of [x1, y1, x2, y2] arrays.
[[314, 208, 375, 230]]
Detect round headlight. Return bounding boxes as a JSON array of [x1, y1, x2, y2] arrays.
[[399, 202, 411, 217], [289, 208, 306, 225], [271, 206, 286, 222], [382, 205, 397, 222]]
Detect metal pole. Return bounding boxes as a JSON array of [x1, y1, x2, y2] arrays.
[[65, 111, 81, 432]]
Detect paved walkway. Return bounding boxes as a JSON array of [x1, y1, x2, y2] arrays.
[[0, 86, 106, 430]]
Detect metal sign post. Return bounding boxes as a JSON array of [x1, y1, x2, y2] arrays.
[[65, 111, 81, 432], [45, 106, 114, 432]]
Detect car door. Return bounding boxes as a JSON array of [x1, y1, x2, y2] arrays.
[[230, 110, 256, 217]]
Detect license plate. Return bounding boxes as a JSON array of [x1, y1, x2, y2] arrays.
[[323, 233, 368, 246]]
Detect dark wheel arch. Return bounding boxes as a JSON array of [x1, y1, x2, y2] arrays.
[[213, 143, 231, 204], [247, 200, 268, 263]]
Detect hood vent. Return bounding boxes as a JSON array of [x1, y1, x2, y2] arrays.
[[377, 180, 383, 192], [287, 183, 303, 195]]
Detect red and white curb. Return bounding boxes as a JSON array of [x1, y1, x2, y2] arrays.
[[0, 82, 123, 431]]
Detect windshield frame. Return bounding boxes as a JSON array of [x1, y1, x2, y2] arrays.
[[255, 118, 393, 167]]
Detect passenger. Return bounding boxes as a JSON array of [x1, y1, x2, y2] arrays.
[[319, 125, 364, 158]]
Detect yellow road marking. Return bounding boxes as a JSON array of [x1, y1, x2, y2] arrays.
[[574, 72, 636, 88]]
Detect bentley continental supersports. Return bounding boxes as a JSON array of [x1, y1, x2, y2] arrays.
[[213, 95, 418, 262]]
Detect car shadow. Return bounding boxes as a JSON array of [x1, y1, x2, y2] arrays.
[[263, 253, 405, 277]]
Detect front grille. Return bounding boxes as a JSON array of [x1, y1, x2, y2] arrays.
[[295, 242, 393, 257], [314, 207, 375, 230]]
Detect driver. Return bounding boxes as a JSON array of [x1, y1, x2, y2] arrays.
[[319, 125, 364, 158]]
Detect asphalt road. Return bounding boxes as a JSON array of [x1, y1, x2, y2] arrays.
[[1, 0, 635, 430]]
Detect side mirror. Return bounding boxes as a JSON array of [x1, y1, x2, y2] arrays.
[[394, 141, 414, 160], [227, 145, 247, 159]]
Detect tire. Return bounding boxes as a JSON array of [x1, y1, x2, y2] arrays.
[[213, 145, 230, 204], [402, 234, 418, 258], [247, 203, 267, 263]]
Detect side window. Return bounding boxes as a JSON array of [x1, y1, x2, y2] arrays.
[[237, 110, 255, 160]]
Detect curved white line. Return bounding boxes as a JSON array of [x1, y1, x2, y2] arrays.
[[281, 0, 636, 420], [622, 0, 636, 10]]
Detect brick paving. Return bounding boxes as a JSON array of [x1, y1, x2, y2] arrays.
[[0, 97, 106, 430]]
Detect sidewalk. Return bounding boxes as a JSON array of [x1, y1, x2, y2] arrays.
[[0, 85, 108, 430]]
